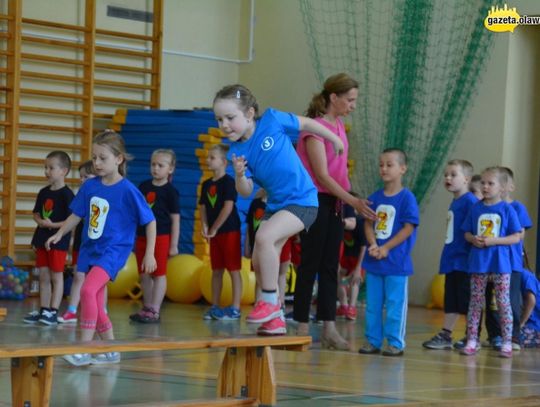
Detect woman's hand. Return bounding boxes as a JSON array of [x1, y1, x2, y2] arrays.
[[352, 197, 377, 221]]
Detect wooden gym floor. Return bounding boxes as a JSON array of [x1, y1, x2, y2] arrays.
[[1, 298, 540, 406]]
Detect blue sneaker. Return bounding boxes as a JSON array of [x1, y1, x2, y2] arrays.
[[203, 305, 224, 320], [222, 306, 241, 321], [491, 336, 502, 351]]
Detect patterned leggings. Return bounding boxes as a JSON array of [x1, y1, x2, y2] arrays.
[[467, 273, 512, 343], [520, 327, 540, 348]]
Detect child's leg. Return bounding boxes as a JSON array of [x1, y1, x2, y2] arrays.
[[141, 273, 154, 307], [80, 266, 111, 341], [493, 273, 512, 345], [337, 268, 349, 306], [278, 261, 289, 305], [349, 278, 360, 308], [365, 272, 384, 348], [484, 281, 501, 340], [211, 269, 225, 305], [39, 267, 52, 308], [150, 275, 167, 313], [509, 271, 522, 342], [96, 280, 114, 340], [50, 271, 64, 309], [467, 273, 488, 344], [68, 271, 85, 309], [229, 270, 242, 309], [521, 326, 540, 348], [383, 275, 408, 350]]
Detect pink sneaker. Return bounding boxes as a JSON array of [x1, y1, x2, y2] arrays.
[[499, 343, 512, 358], [460, 341, 480, 356], [58, 311, 77, 324], [336, 305, 347, 318], [257, 316, 286, 336], [346, 305, 357, 321], [246, 301, 281, 324]]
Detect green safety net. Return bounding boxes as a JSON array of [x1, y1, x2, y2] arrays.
[[299, 0, 497, 206]]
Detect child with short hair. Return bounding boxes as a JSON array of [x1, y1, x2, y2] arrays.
[[47, 129, 156, 366], [337, 203, 367, 321], [199, 144, 242, 321], [519, 269, 540, 348], [422, 159, 478, 350], [460, 166, 521, 358], [483, 166, 533, 350], [213, 84, 346, 335], [245, 188, 293, 330], [358, 148, 419, 356], [58, 160, 100, 323], [24, 151, 74, 326], [469, 174, 483, 200], [131, 149, 180, 323]]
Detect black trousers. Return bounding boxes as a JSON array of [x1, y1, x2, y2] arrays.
[[293, 193, 343, 323]]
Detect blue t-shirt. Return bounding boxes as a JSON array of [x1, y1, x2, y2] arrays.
[[70, 177, 155, 280], [461, 200, 521, 274], [227, 108, 318, 213], [136, 180, 180, 236], [439, 192, 478, 274], [520, 271, 540, 331], [198, 174, 241, 234], [361, 188, 419, 276], [31, 185, 74, 251], [509, 200, 533, 273]]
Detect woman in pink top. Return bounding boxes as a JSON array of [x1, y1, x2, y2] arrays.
[[293, 73, 376, 350]]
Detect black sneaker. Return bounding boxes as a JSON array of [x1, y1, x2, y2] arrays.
[[23, 310, 42, 324], [422, 333, 452, 350], [39, 309, 58, 326], [382, 345, 404, 357], [453, 337, 467, 350], [358, 343, 381, 354]]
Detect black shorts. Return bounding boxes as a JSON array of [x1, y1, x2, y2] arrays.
[[444, 271, 470, 315]]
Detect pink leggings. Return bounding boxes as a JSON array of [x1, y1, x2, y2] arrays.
[[80, 266, 112, 333]]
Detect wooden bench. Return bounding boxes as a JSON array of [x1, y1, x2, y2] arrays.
[[0, 335, 311, 407]]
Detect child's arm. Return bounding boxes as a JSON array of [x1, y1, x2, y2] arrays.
[[520, 291, 536, 328], [364, 219, 379, 258], [45, 213, 81, 249], [376, 223, 415, 260], [343, 216, 356, 231], [169, 213, 180, 256], [200, 205, 209, 239], [350, 246, 367, 285], [141, 220, 157, 274], [244, 232, 252, 258], [483, 232, 521, 247], [33, 212, 52, 228], [465, 232, 485, 248], [231, 154, 253, 197], [207, 201, 234, 238], [297, 116, 344, 155]]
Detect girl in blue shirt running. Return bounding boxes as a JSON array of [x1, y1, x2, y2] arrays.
[[213, 84, 344, 335]]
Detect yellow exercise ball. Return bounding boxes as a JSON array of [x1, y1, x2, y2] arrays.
[[107, 253, 139, 299], [427, 274, 445, 309], [165, 254, 203, 303], [199, 262, 233, 307], [240, 257, 256, 305]]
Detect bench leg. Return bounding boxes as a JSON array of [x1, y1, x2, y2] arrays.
[[11, 356, 54, 407], [217, 346, 276, 406]]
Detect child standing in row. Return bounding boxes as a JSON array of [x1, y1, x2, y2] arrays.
[[422, 159, 478, 349], [358, 148, 419, 357], [460, 166, 521, 358], [337, 203, 366, 321], [131, 149, 180, 323], [47, 130, 156, 366], [519, 269, 540, 347], [24, 151, 74, 325], [213, 84, 345, 335], [199, 144, 242, 321], [58, 160, 100, 323]]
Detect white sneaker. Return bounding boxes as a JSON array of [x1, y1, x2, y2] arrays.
[[63, 353, 92, 366], [91, 352, 121, 364]]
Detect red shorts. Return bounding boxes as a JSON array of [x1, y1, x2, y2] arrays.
[[135, 234, 171, 277], [35, 248, 67, 273], [339, 255, 360, 276], [290, 238, 301, 267], [280, 237, 293, 263], [210, 231, 241, 271], [72, 249, 79, 266]]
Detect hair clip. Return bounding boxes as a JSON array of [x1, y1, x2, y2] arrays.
[[236, 90, 241, 99]]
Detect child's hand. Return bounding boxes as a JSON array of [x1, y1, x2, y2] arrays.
[[375, 245, 389, 260], [471, 235, 486, 248], [332, 138, 345, 155], [367, 244, 379, 258], [141, 255, 157, 274], [201, 224, 209, 240], [169, 246, 178, 257], [41, 218, 53, 228], [231, 154, 248, 177], [206, 227, 217, 239], [45, 233, 61, 250], [483, 237, 496, 247], [350, 269, 363, 286]]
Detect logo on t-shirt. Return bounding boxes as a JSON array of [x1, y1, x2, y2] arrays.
[[374, 204, 396, 240], [207, 184, 218, 208], [478, 213, 501, 238], [146, 191, 156, 208], [344, 230, 355, 247], [88, 196, 109, 239], [253, 207, 265, 231], [445, 210, 454, 244], [42, 198, 54, 220], [261, 136, 274, 151]]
